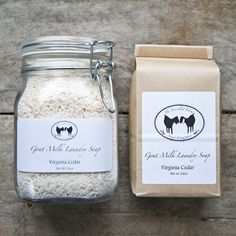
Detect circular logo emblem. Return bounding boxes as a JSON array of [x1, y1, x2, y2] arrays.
[[154, 104, 205, 141], [51, 121, 78, 141]]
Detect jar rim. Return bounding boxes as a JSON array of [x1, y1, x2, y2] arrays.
[[22, 36, 114, 57]]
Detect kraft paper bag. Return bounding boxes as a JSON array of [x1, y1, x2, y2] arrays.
[[129, 45, 221, 197]]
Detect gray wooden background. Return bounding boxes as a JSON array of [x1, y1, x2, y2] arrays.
[[0, 0, 236, 235]]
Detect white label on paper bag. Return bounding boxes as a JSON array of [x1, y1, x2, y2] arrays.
[[142, 92, 216, 184], [17, 118, 113, 173]]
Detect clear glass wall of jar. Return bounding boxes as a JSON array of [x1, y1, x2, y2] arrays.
[[15, 36, 118, 203]]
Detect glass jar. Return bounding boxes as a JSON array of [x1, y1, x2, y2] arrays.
[[14, 36, 118, 203]]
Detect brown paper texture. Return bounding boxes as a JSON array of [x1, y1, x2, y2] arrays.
[[129, 45, 221, 197]]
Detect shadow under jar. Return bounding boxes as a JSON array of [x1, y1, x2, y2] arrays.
[[14, 36, 118, 203]]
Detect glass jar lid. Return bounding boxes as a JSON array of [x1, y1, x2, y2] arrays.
[[22, 36, 114, 57], [21, 36, 116, 113]]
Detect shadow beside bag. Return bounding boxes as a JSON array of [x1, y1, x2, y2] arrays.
[[129, 45, 220, 197]]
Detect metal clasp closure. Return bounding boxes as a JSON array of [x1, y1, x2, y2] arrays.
[[89, 41, 116, 113]]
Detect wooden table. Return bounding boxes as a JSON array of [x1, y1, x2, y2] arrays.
[[0, 1, 235, 235]]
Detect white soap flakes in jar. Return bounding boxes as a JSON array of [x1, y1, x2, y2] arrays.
[[15, 36, 118, 203]]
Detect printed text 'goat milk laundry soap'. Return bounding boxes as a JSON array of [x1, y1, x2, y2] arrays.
[[129, 45, 220, 197], [15, 36, 118, 203]]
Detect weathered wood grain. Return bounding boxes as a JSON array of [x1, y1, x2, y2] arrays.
[[0, 114, 236, 235], [1, 212, 236, 236], [0, 0, 235, 113]]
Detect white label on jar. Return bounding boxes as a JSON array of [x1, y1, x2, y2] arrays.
[[142, 92, 216, 184], [17, 118, 113, 173]]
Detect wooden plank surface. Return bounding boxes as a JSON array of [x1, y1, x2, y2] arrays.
[[0, 115, 236, 235], [0, 0, 235, 113]]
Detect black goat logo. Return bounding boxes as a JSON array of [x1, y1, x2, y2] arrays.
[[164, 114, 195, 134], [180, 114, 195, 133], [155, 104, 204, 141], [164, 115, 179, 134], [56, 126, 73, 136], [51, 121, 77, 141]]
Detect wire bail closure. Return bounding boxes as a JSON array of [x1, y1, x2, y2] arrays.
[[90, 41, 116, 113]]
